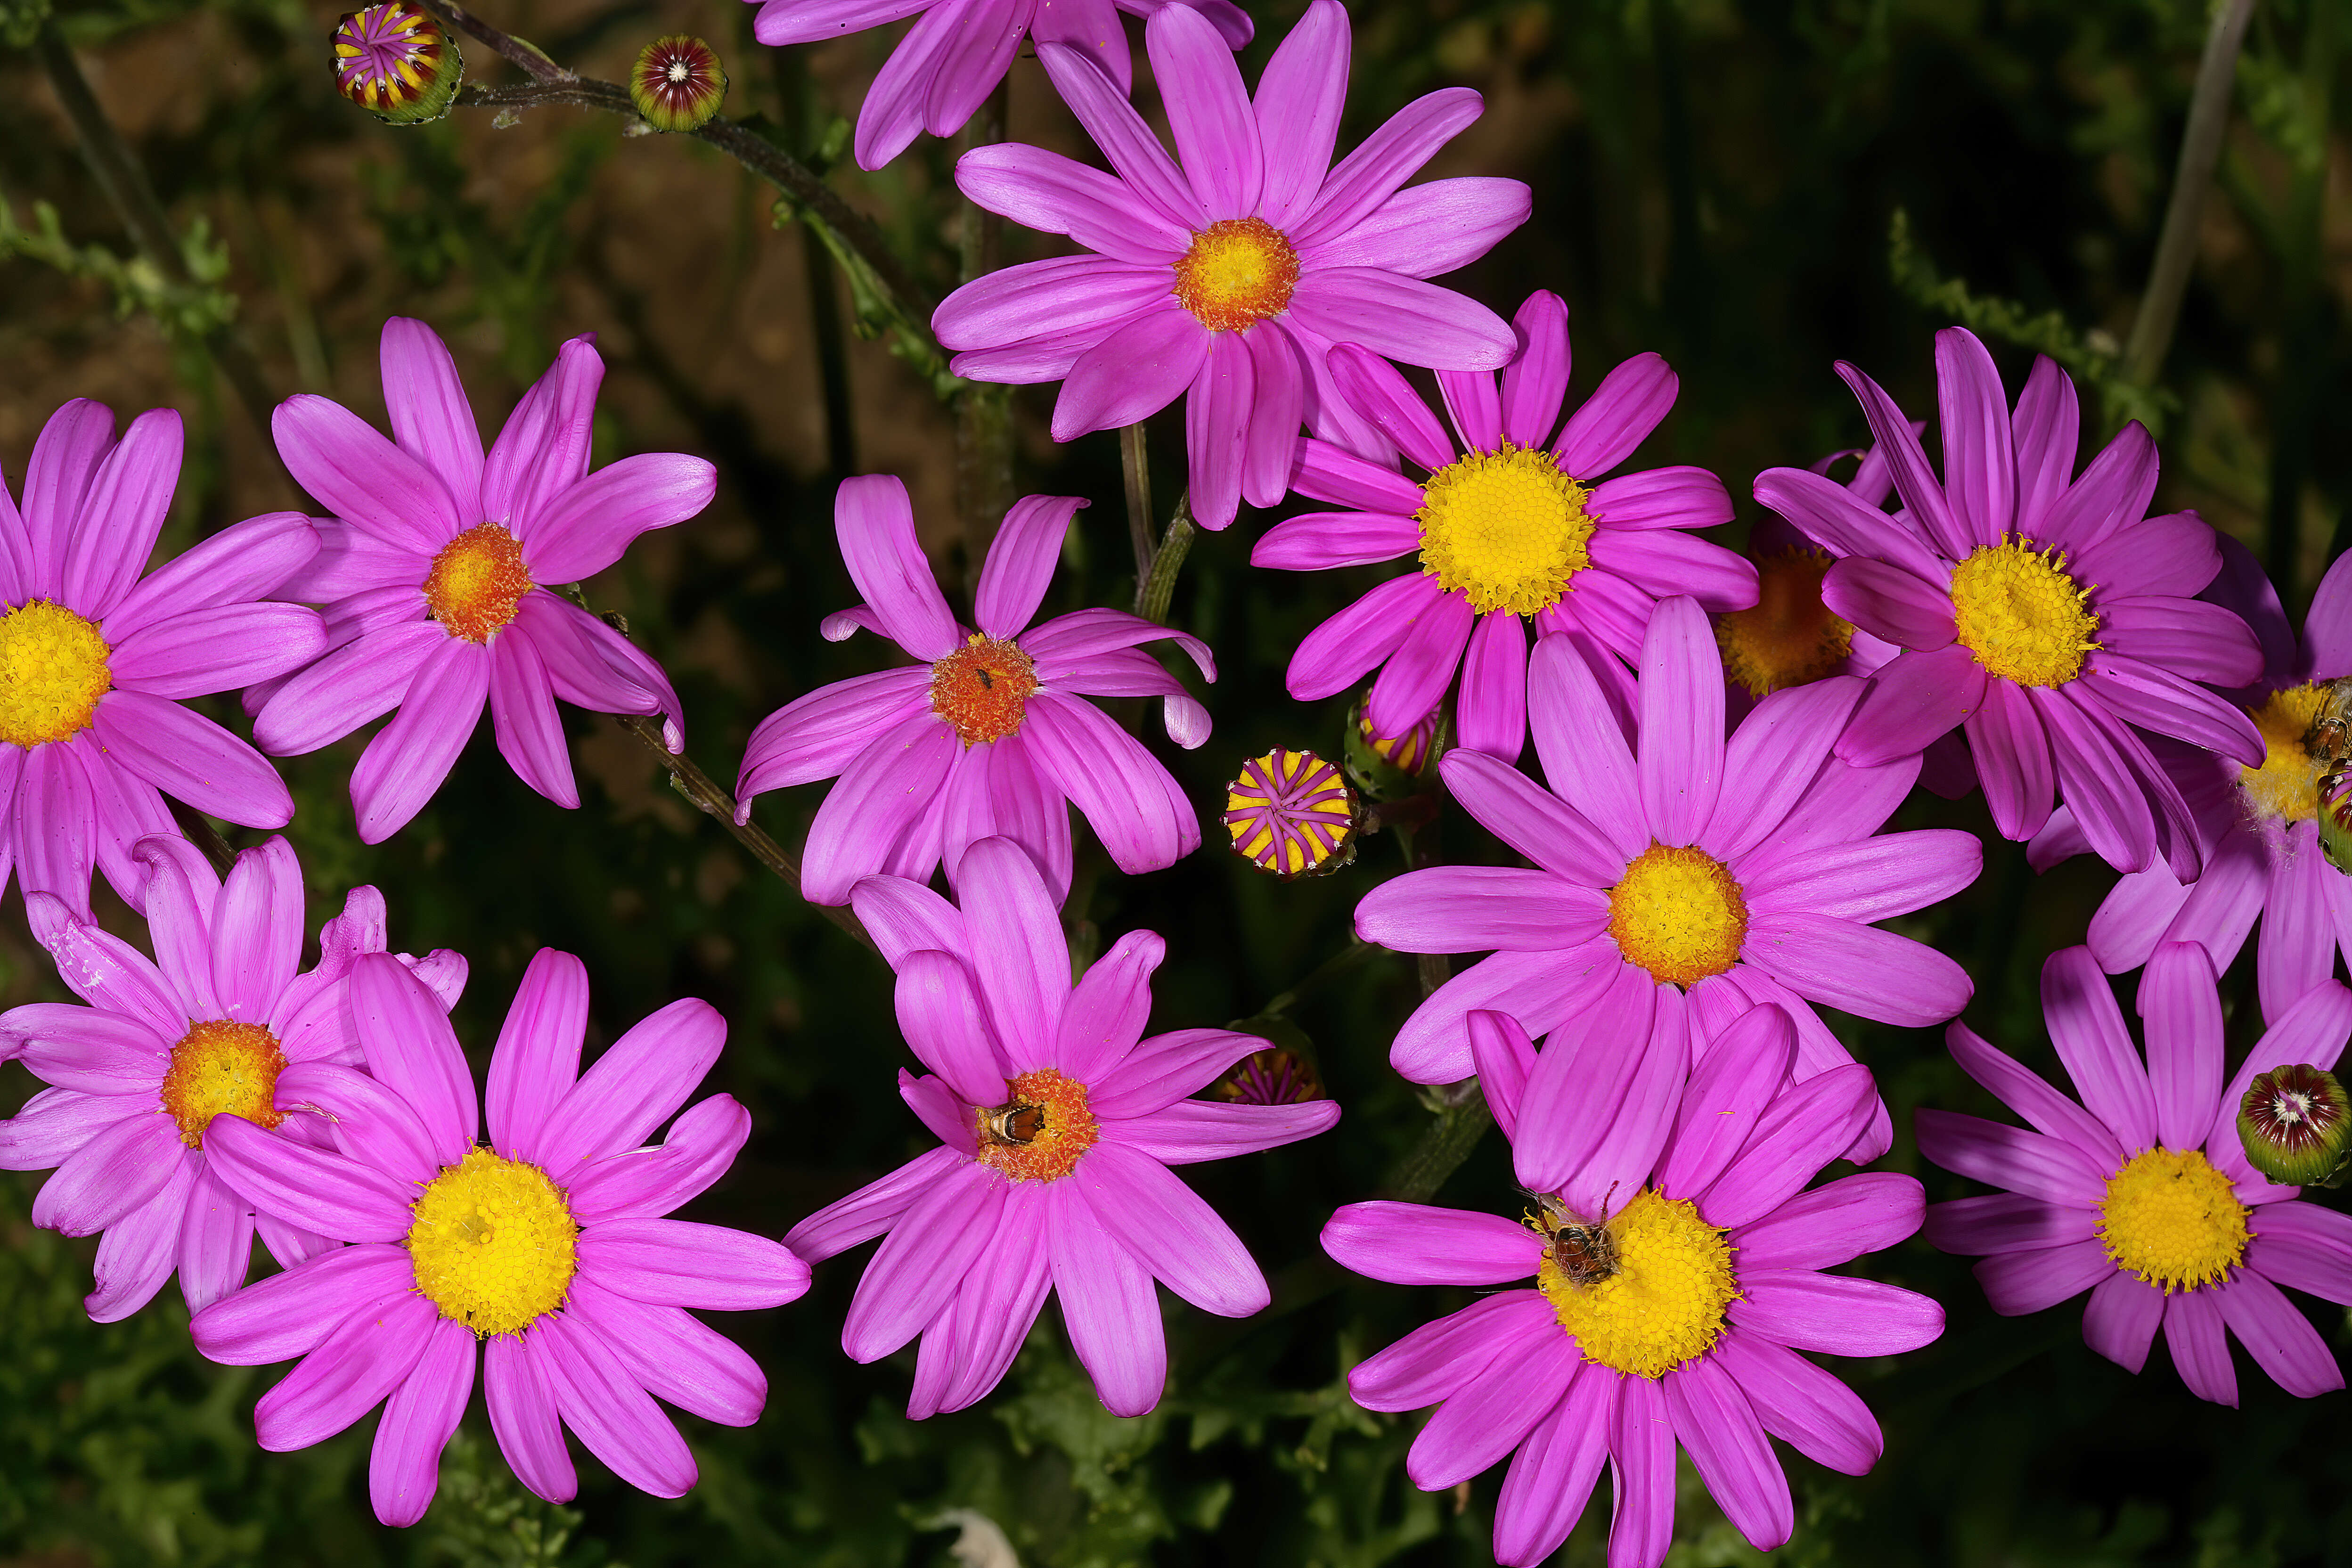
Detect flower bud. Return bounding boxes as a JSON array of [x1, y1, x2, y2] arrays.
[[631, 35, 726, 132], [2237, 1063, 2352, 1187], [1343, 699, 1446, 802], [1225, 748, 1356, 878], [1217, 1047, 1324, 1106], [2319, 765, 2352, 875], [333, 1, 464, 125]]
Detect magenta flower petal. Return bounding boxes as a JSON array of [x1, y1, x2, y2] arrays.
[[349, 639, 490, 842], [1654, 1004, 1793, 1196], [254, 1291, 439, 1450], [520, 452, 713, 586], [1091, 1027, 1267, 1119], [973, 495, 1083, 640], [1047, 1182, 1167, 1418], [1931, 327, 2017, 544], [535, 997, 725, 1179], [275, 1062, 444, 1185], [892, 949, 1013, 1108], [2161, 1289, 2237, 1406], [1054, 929, 1162, 1081], [1052, 303, 1212, 441], [1709, 1327, 1881, 1477], [1407, 1332, 1575, 1492], [369, 1318, 474, 1526], [1491, 1368, 1610, 1567], [1914, 1109, 2109, 1207], [253, 621, 442, 757], [380, 317, 484, 516], [575, 1217, 808, 1310], [1294, 86, 1483, 245], [1148, 3, 1262, 218], [2040, 946, 2160, 1149], [1554, 351, 1677, 477], [1635, 597, 1724, 844], [350, 953, 477, 1162], [567, 1276, 766, 1427], [1698, 1063, 1874, 1228], [1251, 508, 1417, 570], [1922, 1192, 2088, 1255], [485, 1334, 577, 1503], [1610, 1377, 1678, 1568], [1034, 42, 1208, 231], [1285, 572, 1436, 701], [833, 475, 958, 661], [481, 338, 602, 534], [274, 394, 459, 555], [566, 1095, 749, 1225], [192, 1241, 413, 1364], [1022, 691, 1199, 872], [489, 633, 578, 808], [784, 1144, 967, 1265], [90, 692, 291, 829], [2246, 1202, 2352, 1302], [2217, 1269, 2343, 1396], [33, 1110, 182, 1235], [0, 1089, 147, 1168], [1320, 1200, 1544, 1286], [2082, 1270, 2164, 1372], [841, 1159, 1005, 1362], [1082, 1140, 1266, 1315], [19, 399, 116, 596], [534, 1311, 697, 1498], [1110, 1099, 1339, 1165], [1250, 0, 1345, 223], [202, 1114, 414, 1241], [1666, 1355, 1794, 1553], [484, 948, 588, 1164], [1732, 1173, 1925, 1271], [1356, 866, 1609, 954], [86, 1162, 194, 1322], [1731, 1273, 1943, 1357], [60, 408, 181, 616], [2139, 941, 2224, 1148]]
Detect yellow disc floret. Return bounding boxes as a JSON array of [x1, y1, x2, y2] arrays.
[[0, 600, 113, 748], [1608, 842, 1748, 988], [1172, 217, 1299, 333], [159, 1020, 287, 1149], [2238, 682, 2330, 825], [2097, 1146, 2248, 1294], [1715, 546, 1855, 697], [1536, 1188, 1738, 1379], [1948, 534, 2100, 687], [424, 523, 533, 643], [974, 1068, 1099, 1184], [407, 1147, 580, 1336], [1415, 443, 1595, 616], [931, 634, 1041, 746]]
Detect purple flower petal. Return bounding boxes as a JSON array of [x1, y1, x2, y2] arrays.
[[1288, 269, 1515, 372], [2099, 597, 2264, 688], [484, 948, 587, 1166], [2040, 943, 2159, 1150], [90, 691, 293, 830], [534, 1309, 697, 1497], [1021, 692, 1198, 874], [567, 1275, 766, 1426], [1944, 1020, 2125, 1168], [784, 1144, 967, 1265], [1666, 1354, 1794, 1552], [1047, 1179, 1167, 1417], [1320, 1200, 1544, 1286], [190, 1240, 412, 1364], [1357, 866, 1608, 954], [1325, 344, 1456, 471], [1734, 1172, 1924, 1271], [0, 1088, 148, 1170], [1655, 1002, 1793, 1198], [1293, 86, 1481, 247], [1635, 596, 1723, 845], [1821, 555, 1956, 650], [1731, 1271, 1944, 1357], [1242, 322, 1308, 509], [520, 452, 714, 586], [379, 317, 484, 519], [484, 1333, 576, 1503], [833, 475, 958, 661], [1837, 645, 1987, 767], [1555, 353, 1677, 478], [536, 997, 725, 1182], [1832, 360, 1970, 561], [1492, 1362, 1609, 1567], [1511, 961, 1663, 1198], [101, 508, 320, 645], [1305, 178, 1531, 282], [1111, 1097, 1338, 1165], [1291, 436, 1426, 514], [1740, 909, 1972, 1027], [890, 947, 1012, 1107], [489, 631, 578, 808], [1387, 942, 1621, 1085], [797, 712, 960, 905], [1286, 571, 1439, 701], [1248, 0, 1345, 224], [19, 399, 116, 601], [1407, 1331, 1575, 1492], [61, 407, 182, 618], [273, 394, 459, 555], [84, 1160, 193, 1322], [275, 1062, 445, 1188], [1439, 750, 1625, 887], [1052, 302, 1211, 442], [2082, 1269, 2164, 1372], [2246, 1201, 2352, 1303], [2010, 354, 2080, 535], [2217, 1269, 2343, 1396], [842, 1158, 1004, 1362], [2141, 940, 2224, 1150], [1347, 1290, 1548, 1412], [1080, 1138, 1266, 1315], [2160, 1288, 2236, 1405], [1184, 330, 1254, 530], [1923, 1192, 2092, 1256], [348, 637, 490, 843], [253, 620, 444, 757], [1700, 678, 1864, 862], [1914, 1108, 2109, 1208], [736, 668, 932, 799], [31, 1109, 181, 1235], [368, 1317, 473, 1526], [1034, 40, 1209, 232], [1091, 1027, 1263, 1119], [1750, 464, 1948, 582], [253, 1290, 437, 1450], [1698, 1062, 1874, 1229], [971, 495, 1084, 639], [1931, 327, 2017, 546], [480, 336, 602, 536], [1146, 2, 1261, 218], [202, 1111, 414, 1241], [1527, 630, 1646, 861], [7, 1005, 170, 1097], [349, 952, 477, 1165], [1054, 928, 1162, 1082], [577, 1216, 809, 1310], [1609, 1377, 1678, 1568], [2039, 418, 2158, 552], [1710, 1326, 1881, 1477]]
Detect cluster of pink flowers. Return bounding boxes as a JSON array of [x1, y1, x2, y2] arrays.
[[4, 0, 2349, 1554]]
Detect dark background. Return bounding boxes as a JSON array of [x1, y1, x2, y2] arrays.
[[2, 0, 2348, 1562]]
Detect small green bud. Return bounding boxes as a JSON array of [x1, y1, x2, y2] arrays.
[[631, 35, 726, 133], [2238, 1063, 2352, 1186], [333, 1, 464, 125]]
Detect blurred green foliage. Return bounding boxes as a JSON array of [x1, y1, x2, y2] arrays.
[[2, 0, 2352, 1565]]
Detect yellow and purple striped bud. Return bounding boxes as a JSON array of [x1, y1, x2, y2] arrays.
[[630, 35, 726, 133], [1217, 1047, 1325, 1106], [2238, 1063, 2352, 1187], [1344, 699, 1446, 801], [333, 1, 464, 125], [1225, 748, 1357, 879]]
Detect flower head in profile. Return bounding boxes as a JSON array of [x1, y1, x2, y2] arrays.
[[1323, 1005, 1940, 1568], [252, 318, 712, 843], [1, 399, 323, 914], [1920, 942, 2352, 1406], [786, 838, 1339, 1418], [1753, 327, 2263, 875], [0, 835, 461, 1321], [189, 949, 806, 1524], [1256, 293, 1750, 758], [1356, 598, 1978, 1162], [2035, 541, 2352, 1023], [736, 476, 1214, 906], [932, 0, 1526, 528], [747, 0, 1250, 171]]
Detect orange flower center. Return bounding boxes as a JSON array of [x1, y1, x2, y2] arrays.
[[424, 523, 533, 642], [159, 1020, 287, 1148], [974, 1068, 1099, 1183], [1173, 217, 1300, 333], [930, 634, 1040, 746]]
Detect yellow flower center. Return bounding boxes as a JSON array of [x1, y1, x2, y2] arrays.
[[1607, 842, 1748, 988], [1714, 546, 1854, 698], [1172, 217, 1299, 333], [1415, 443, 1595, 617], [1536, 1188, 1738, 1379], [423, 523, 533, 643], [1947, 534, 2100, 687], [2096, 1147, 2248, 1294], [0, 599, 113, 748], [974, 1068, 1099, 1183], [930, 633, 1041, 746], [406, 1147, 580, 1336], [2238, 682, 2330, 825], [158, 1020, 287, 1149]]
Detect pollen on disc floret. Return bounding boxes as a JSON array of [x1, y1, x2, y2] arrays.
[[1947, 534, 2101, 687], [159, 1021, 288, 1148], [930, 633, 1040, 746], [1715, 545, 1855, 697], [2238, 682, 2330, 824], [2096, 1147, 2249, 1294], [1535, 1188, 1739, 1379], [0, 599, 113, 748], [1607, 842, 1749, 988], [424, 523, 534, 643], [1415, 443, 1595, 617], [406, 1147, 580, 1336], [1173, 217, 1300, 333], [974, 1068, 1099, 1183]]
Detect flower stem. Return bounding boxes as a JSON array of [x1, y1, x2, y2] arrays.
[[1134, 492, 1196, 624], [1121, 424, 1154, 583], [2120, 0, 2257, 387], [1376, 1087, 1494, 1203]]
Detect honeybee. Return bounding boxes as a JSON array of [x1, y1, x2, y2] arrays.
[[1529, 1190, 1620, 1289], [980, 1101, 1047, 1147], [2307, 678, 2352, 873]]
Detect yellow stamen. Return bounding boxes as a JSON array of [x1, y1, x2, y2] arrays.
[[2238, 683, 2329, 824], [407, 1147, 579, 1336], [974, 1068, 1098, 1183], [1714, 546, 1854, 697], [1607, 842, 1748, 988], [1536, 1188, 1738, 1379], [423, 523, 533, 643], [158, 1021, 287, 1149], [0, 600, 113, 748], [1415, 442, 1594, 617], [2097, 1147, 2247, 1294], [1172, 217, 1299, 333], [1948, 534, 2100, 687]]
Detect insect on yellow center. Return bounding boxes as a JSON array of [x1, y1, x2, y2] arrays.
[[1607, 842, 1749, 988], [407, 1147, 580, 1336], [930, 634, 1040, 746], [1714, 546, 1855, 697], [0, 599, 113, 749], [1947, 534, 2100, 687], [1535, 1188, 1738, 1379], [2096, 1147, 2248, 1294], [1172, 217, 1299, 333], [1415, 443, 1595, 618], [974, 1068, 1098, 1183], [158, 1020, 287, 1149], [2238, 682, 2331, 825], [423, 523, 533, 643]]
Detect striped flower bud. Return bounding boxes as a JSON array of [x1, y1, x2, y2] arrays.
[[333, 1, 463, 125], [1344, 698, 1445, 802], [2238, 1064, 2352, 1187], [630, 35, 725, 132], [1225, 748, 1357, 878]]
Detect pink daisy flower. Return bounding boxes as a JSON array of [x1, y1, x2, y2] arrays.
[[785, 837, 1340, 1418], [2034, 541, 2352, 1022], [1323, 1003, 1942, 1568], [1356, 598, 1977, 1162], [0, 399, 323, 915], [188, 948, 807, 1524], [1752, 327, 2264, 876], [931, 0, 1527, 529], [1919, 941, 2352, 1406], [1254, 293, 1751, 759], [748, 0, 1250, 172], [735, 476, 1213, 906], [250, 318, 713, 844], [0, 833, 463, 1322]]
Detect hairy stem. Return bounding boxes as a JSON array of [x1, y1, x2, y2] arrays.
[[1121, 423, 1154, 583], [1134, 493, 1196, 624]]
